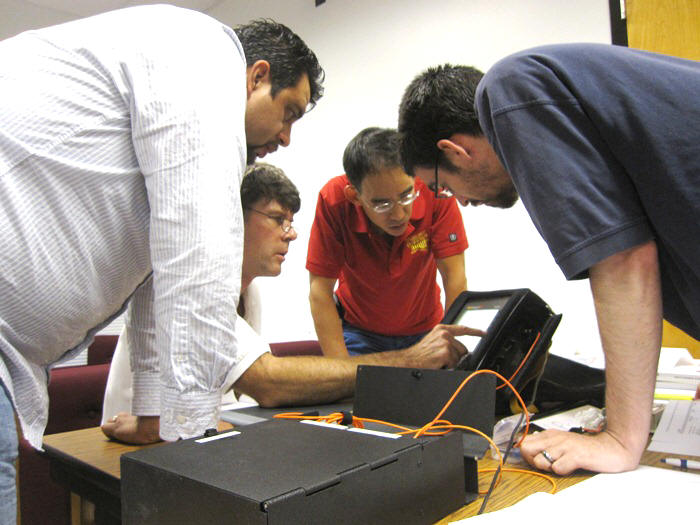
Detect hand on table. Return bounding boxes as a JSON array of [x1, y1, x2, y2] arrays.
[[101, 413, 161, 445], [520, 429, 641, 475], [405, 324, 486, 368]]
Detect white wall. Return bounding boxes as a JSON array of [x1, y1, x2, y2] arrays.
[[208, 0, 611, 365], [1, 0, 612, 364]]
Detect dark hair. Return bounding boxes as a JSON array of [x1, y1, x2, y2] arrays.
[[234, 19, 324, 108], [398, 64, 484, 174], [241, 163, 301, 213], [342, 127, 405, 190]]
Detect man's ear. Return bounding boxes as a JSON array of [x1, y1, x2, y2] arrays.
[[437, 136, 473, 160], [343, 184, 361, 205], [246, 60, 271, 97]]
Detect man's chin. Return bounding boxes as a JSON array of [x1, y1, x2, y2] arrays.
[[488, 189, 519, 209], [246, 148, 257, 166]]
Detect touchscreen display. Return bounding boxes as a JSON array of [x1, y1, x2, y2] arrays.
[[453, 296, 510, 352]]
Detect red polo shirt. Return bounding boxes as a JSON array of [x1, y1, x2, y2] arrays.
[[306, 175, 468, 336]]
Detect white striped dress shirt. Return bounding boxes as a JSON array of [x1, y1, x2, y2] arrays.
[[0, 5, 248, 448]]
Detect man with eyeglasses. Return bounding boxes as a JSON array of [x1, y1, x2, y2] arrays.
[[397, 45, 700, 476], [307, 127, 475, 359], [103, 163, 471, 444]]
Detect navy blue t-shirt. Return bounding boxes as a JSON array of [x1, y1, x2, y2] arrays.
[[475, 43, 700, 338]]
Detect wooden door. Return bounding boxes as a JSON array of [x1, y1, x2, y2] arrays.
[[626, 0, 700, 356]]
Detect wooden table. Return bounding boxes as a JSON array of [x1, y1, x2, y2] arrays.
[[44, 427, 161, 525], [42, 426, 685, 525]]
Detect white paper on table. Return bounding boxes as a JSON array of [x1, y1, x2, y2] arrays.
[[648, 400, 700, 456]]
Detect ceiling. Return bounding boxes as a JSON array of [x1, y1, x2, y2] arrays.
[[23, 0, 226, 17]]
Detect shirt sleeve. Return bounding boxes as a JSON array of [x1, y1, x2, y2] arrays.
[[430, 195, 469, 259], [476, 51, 653, 280], [306, 190, 345, 278], [124, 275, 158, 416], [124, 22, 247, 440]]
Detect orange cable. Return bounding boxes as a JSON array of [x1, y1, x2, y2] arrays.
[[478, 467, 557, 494], [496, 332, 541, 390]]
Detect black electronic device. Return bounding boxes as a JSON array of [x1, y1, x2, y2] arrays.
[[121, 418, 466, 524], [353, 367, 496, 503], [443, 288, 562, 413]]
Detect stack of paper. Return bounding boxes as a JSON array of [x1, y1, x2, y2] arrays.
[[654, 347, 699, 401], [648, 400, 700, 456]]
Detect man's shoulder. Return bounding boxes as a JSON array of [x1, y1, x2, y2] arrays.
[[318, 174, 350, 206]]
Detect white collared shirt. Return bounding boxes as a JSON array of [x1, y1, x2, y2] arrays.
[[0, 5, 247, 448], [102, 281, 270, 424]]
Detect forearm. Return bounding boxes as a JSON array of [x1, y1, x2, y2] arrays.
[[437, 253, 467, 311], [309, 288, 349, 358], [236, 347, 452, 407], [235, 353, 356, 407], [589, 240, 662, 461], [444, 278, 467, 312], [235, 322, 478, 406]]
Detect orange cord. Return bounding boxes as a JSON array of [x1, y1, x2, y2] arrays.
[[496, 332, 541, 390], [478, 467, 557, 494], [273, 335, 548, 496]]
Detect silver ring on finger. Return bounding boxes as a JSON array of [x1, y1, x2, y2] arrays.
[[540, 449, 555, 464]]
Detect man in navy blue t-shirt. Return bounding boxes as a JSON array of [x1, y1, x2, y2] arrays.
[[398, 43, 700, 475]]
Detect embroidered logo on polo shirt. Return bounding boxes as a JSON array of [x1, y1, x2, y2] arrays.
[[407, 231, 429, 254], [449, 233, 458, 242]]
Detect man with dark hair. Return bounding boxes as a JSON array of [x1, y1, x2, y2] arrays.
[[235, 18, 324, 109], [0, 5, 323, 518], [307, 127, 477, 359], [234, 18, 325, 164], [102, 163, 470, 442], [398, 44, 700, 475]]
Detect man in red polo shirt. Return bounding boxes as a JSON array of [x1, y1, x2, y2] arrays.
[[307, 127, 471, 357]]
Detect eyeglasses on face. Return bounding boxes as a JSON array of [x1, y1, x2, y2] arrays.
[[245, 208, 295, 233], [365, 189, 420, 214], [432, 154, 454, 199]]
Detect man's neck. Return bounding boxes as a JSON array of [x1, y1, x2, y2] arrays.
[[238, 276, 253, 318], [241, 275, 252, 294]]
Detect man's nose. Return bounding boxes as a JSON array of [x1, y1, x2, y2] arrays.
[[390, 203, 408, 220], [278, 123, 292, 147]]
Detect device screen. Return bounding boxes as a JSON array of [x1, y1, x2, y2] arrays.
[[453, 296, 510, 352]]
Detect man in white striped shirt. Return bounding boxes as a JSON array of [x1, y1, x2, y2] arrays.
[[0, 5, 323, 519]]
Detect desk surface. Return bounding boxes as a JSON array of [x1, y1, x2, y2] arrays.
[[42, 425, 682, 522]]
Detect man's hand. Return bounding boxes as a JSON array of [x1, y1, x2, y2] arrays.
[[101, 413, 162, 445], [402, 324, 486, 368], [520, 429, 641, 475]]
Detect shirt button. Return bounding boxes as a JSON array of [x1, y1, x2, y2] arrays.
[[176, 415, 187, 424]]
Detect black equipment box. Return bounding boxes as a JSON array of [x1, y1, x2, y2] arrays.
[[354, 366, 495, 457], [121, 418, 466, 524], [353, 366, 496, 502]]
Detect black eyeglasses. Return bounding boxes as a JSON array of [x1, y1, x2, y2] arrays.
[[433, 154, 454, 199], [246, 208, 295, 233]]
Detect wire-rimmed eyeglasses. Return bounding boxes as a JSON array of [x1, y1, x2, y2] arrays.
[[245, 208, 295, 233], [433, 154, 454, 199], [363, 190, 420, 214]]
